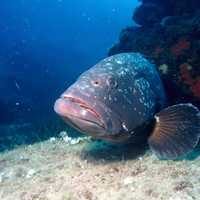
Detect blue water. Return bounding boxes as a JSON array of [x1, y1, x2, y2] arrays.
[[0, 0, 139, 148]]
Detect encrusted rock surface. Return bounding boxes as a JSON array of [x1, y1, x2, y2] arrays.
[[0, 136, 200, 200]]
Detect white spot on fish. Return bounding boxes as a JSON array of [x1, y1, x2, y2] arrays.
[[105, 62, 112, 66], [139, 98, 143, 104], [84, 92, 91, 97], [124, 68, 129, 72], [116, 60, 123, 64], [122, 122, 129, 132], [130, 131, 135, 135], [133, 88, 137, 94], [108, 66, 113, 70], [155, 115, 160, 123], [81, 110, 87, 116], [119, 71, 125, 76], [118, 89, 123, 93]]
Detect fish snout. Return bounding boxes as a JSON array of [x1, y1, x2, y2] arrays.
[[54, 95, 107, 136], [54, 98, 68, 117]]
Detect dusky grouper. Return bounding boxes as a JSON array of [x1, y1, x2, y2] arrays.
[[54, 53, 200, 159]]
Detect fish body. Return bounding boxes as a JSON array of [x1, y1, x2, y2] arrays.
[[54, 53, 200, 159]]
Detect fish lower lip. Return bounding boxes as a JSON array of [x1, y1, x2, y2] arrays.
[[64, 113, 105, 129], [61, 95, 105, 128]]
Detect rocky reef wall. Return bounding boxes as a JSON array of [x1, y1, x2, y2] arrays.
[[109, 0, 200, 106]]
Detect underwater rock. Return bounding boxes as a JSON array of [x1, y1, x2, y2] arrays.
[[109, 7, 200, 107], [1, 139, 200, 200], [58, 131, 91, 145], [133, 3, 167, 26], [123, 176, 135, 185], [139, 0, 200, 16]]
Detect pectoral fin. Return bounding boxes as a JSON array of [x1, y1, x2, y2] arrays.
[[148, 103, 200, 159]]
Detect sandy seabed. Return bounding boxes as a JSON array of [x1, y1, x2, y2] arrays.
[[0, 134, 200, 200]]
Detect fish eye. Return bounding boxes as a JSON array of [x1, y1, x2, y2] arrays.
[[106, 77, 118, 88], [91, 79, 101, 87]]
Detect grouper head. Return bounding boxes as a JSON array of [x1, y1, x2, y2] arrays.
[[54, 68, 124, 142], [54, 53, 163, 142]]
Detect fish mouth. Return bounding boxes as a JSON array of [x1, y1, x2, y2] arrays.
[[54, 95, 106, 134]]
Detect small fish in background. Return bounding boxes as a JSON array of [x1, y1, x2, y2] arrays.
[[54, 53, 200, 159]]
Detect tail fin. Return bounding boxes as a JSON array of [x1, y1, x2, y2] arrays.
[[148, 103, 200, 159]]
